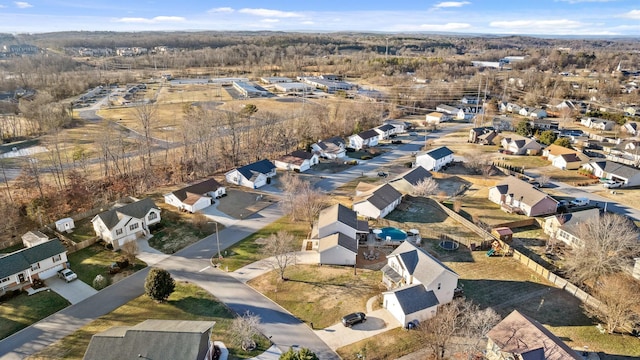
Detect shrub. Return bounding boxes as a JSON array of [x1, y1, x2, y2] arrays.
[[361, 155, 372, 160], [93, 274, 109, 290], [144, 267, 175, 302], [405, 161, 413, 168]]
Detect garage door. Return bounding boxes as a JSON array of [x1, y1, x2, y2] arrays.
[[39, 264, 64, 279]]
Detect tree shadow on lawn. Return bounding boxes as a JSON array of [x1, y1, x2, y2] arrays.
[[461, 279, 592, 328], [168, 296, 235, 319]]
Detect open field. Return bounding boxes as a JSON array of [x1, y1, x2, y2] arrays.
[[27, 282, 270, 360], [0, 291, 69, 340], [67, 243, 147, 288], [216, 216, 309, 271], [248, 265, 384, 329]]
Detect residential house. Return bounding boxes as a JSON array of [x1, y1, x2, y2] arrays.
[[501, 136, 542, 155], [528, 108, 547, 119], [0, 239, 68, 295], [580, 117, 615, 131], [426, 112, 450, 124], [55, 218, 75, 233], [436, 104, 465, 120], [274, 150, 319, 172], [309, 204, 368, 266], [225, 159, 276, 189], [21, 230, 49, 248], [461, 96, 480, 105], [389, 166, 433, 194], [91, 198, 161, 251], [164, 178, 226, 213], [374, 124, 396, 140], [499, 102, 522, 114], [530, 118, 559, 131], [622, 122, 639, 136], [543, 144, 590, 170], [486, 310, 581, 360], [415, 146, 454, 171], [492, 116, 516, 131], [353, 183, 403, 219], [469, 127, 498, 145], [381, 241, 459, 327], [543, 208, 600, 247], [519, 107, 531, 117], [550, 99, 577, 113], [311, 136, 346, 159], [383, 119, 411, 133], [83, 320, 215, 360], [348, 129, 380, 150], [581, 160, 640, 187], [488, 176, 558, 216]]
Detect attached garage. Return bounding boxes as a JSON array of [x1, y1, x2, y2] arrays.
[[38, 264, 64, 279]]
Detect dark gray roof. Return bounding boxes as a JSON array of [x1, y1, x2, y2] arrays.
[[591, 160, 640, 180], [171, 178, 223, 201], [0, 239, 66, 278], [392, 285, 440, 315], [388, 241, 458, 285], [557, 208, 600, 236], [401, 166, 432, 186], [83, 320, 214, 360], [94, 198, 159, 230], [237, 159, 276, 180], [318, 203, 358, 230], [289, 150, 314, 160], [377, 124, 395, 132], [357, 220, 369, 233], [358, 129, 380, 140], [360, 184, 402, 210], [426, 146, 453, 160], [337, 232, 358, 253]]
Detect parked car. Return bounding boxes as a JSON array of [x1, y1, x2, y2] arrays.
[[557, 199, 569, 207], [570, 197, 590, 207], [391, 140, 403, 144], [603, 180, 623, 189], [58, 268, 78, 282], [341, 312, 366, 327]]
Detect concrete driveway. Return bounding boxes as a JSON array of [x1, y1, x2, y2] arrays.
[[314, 309, 401, 350], [46, 276, 97, 304]]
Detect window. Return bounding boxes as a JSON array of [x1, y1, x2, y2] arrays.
[[130, 223, 139, 231], [31, 263, 40, 271], [52, 254, 62, 262], [437, 283, 441, 290], [149, 212, 157, 220], [116, 229, 123, 235], [1, 277, 10, 284]]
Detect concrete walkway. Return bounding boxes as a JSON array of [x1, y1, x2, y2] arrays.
[[230, 251, 319, 283], [136, 237, 170, 266]]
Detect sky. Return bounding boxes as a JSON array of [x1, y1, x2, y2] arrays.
[[1, 0, 639, 36]]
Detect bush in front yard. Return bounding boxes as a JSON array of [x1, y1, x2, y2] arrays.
[[144, 267, 175, 302], [93, 274, 108, 290]]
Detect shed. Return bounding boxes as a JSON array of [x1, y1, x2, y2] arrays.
[[55, 217, 75, 233], [492, 227, 513, 243], [21, 230, 49, 248]]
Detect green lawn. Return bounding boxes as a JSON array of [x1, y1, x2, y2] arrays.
[[0, 291, 69, 340], [65, 218, 97, 243], [148, 210, 216, 254], [29, 282, 270, 359], [67, 243, 146, 288], [217, 216, 309, 271]]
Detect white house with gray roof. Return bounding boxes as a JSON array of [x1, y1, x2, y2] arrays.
[[374, 124, 396, 140], [311, 136, 346, 159], [225, 159, 276, 189], [382, 241, 459, 327], [581, 160, 640, 187], [91, 198, 161, 250], [353, 183, 403, 219], [0, 239, 68, 295], [348, 129, 380, 150], [309, 203, 369, 266], [389, 166, 433, 194], [416, 146, 454, 171]]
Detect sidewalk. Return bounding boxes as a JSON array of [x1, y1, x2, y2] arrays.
[[230, 251, 320, 283]]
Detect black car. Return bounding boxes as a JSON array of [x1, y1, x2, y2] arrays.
[[341, 312, 366, 327]]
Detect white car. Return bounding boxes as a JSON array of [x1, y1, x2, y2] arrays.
[[58, 268, 78, 282], [570, 198, 590, 207], [603, 180, 622, 189]]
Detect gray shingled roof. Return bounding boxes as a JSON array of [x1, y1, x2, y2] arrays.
[[388, 241, 458, 285], [236, 159, 276, 180], [377, 124, 395, 132], [0, 239, 66, 278], [401, 166, 432, 186], [426, 146, 453, 160], [355, 183, 403, 211], [391, 285, 440, 315], [83, 320, 214, 360], [591, 160, 640, 180], [94, 198, 159, 230], [170, 178, 223, 202], [556, 208, 600, 236], [357, 129, 380, 140], [318, 232, 358, 253], [492, 176, 557, 208], [318, 203, 358, 230]]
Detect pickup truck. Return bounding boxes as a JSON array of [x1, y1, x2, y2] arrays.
[[58, 268, 78, 282]]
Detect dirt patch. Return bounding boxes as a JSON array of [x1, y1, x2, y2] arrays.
[[434, 175, 471, 197]]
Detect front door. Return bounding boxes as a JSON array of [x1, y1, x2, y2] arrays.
[[18, 273, 25, 283]]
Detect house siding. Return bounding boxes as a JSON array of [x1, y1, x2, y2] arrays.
[[318, 221, 356, 239], [319, 246, 356, 265], [353, 201, 382, 219]]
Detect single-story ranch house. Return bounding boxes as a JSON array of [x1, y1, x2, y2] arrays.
[[488, 176, 558, 217], [164, 178, 226, 213], [225, 159, 276, 189]]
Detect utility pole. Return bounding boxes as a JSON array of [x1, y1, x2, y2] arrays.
[[385, 38, 389, 59], [215, 221, 221, 259]]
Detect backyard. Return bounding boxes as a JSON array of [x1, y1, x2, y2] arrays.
[[248, 265, 384, 329], [67, 243, 147, 288], [0, 291, 69, 340], [27, 282, 270, 360]]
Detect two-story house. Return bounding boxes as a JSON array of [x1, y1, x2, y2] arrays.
[[311, 136, 346, 159], [348, 129, 380, 150], [309, 204, 369, 266], [91, 198, 161, 251], [416, 146, 454, 171], [381, 241, 459, 327]]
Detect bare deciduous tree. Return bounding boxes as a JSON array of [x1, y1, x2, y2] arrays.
[[120, 240, 139, 264], [412, 177, 439, 197], [133, 102, 158, 169], [262, 231, 298, 281], [584, 273, 640, 334], [537, 174, 551, 187], [280, 173, 328, 230], [230, 311, 262, 351], [564, 213, 640, 284]]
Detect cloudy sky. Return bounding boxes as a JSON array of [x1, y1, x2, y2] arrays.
[[1, 0, 639, 36]]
